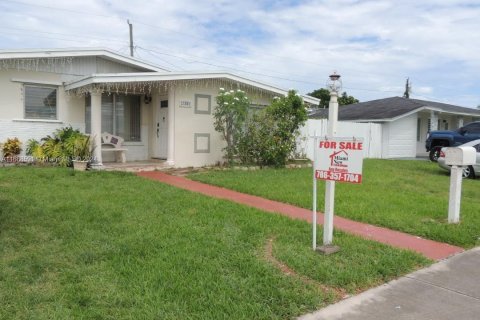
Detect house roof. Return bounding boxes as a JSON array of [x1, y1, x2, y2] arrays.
[[1, 47, 320, 105], [309, 96, 480, 122], [64, 71, 320, 105], [0, 47, 168, 72]]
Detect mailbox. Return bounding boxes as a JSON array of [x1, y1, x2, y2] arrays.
[[444, 146, 476, 166]]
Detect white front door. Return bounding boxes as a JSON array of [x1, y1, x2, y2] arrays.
[[154, 99, 168, 159]]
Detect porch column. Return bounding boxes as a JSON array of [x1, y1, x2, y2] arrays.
[[430, 110, 438, 132], [458, 117, 464, 128], [166, 85, 175, 166], [90, 91, 103, 168]]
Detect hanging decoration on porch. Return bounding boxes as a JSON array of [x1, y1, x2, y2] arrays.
[[0, 57, 74, 73], [65, 78, 279, 103]]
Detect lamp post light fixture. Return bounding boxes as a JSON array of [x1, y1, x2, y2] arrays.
[[327, 71, 342, 93]]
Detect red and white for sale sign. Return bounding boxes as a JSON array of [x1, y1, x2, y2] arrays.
[[314, 137, 364, 184]]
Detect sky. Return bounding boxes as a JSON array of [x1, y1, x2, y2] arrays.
[[1, 0, 480, 108]]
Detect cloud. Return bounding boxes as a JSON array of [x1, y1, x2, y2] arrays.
[[1, 0, 479, 107]]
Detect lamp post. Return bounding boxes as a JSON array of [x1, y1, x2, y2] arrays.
[[322, 72, 341, 250]]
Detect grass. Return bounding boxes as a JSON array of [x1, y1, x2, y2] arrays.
[[0, 167, 429, 319], [189, 159, 480, 248]]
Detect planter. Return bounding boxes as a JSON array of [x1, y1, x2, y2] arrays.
[[72, 160, 88, 171]]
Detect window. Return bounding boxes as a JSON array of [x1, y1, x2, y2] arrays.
[[461, 123, 480, 135], [417, 118, 421, 141], [85, 94, 141, 142], [24, 85, 57, 119]]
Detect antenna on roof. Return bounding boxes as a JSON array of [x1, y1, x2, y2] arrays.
[[403, 77, 411, 98], [127, 19, 134, 57]]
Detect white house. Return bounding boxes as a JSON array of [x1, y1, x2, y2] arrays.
[[309, 97, 480, 158], [0, 48, 319, 168]]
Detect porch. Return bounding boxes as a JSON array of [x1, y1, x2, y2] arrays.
[[103, 160, 172, 173]]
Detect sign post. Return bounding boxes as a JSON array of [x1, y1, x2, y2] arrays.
[[311, 71, 364, 254], [312, 134, 318, 250]]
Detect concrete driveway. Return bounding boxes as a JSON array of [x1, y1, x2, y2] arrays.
[[300, 247, 480, 320]]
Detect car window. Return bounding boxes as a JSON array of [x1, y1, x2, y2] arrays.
[[462, 123, 480, 135], [465, 123, 480, 134], [474, 144, 480, 152]]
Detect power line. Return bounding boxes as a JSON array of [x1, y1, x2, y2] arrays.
[[0, 1, 434, 96], [1, 27, 128, 44], [136, 46, 404, 95], [136, 46, 319, 85], [1, 0, 405, 80], [135, 44, 320, 80], [2, 0, 113, 18], [136, 48, 185, 71], [0, 31, 128, 46]]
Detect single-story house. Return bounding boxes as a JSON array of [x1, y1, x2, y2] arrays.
[[0, 48, 319, 168], [309, 97, 480, 158]]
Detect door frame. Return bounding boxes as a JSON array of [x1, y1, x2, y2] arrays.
[[153, 96, 169, 159]]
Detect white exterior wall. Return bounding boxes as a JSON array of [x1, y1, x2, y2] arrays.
[[0, 69, 85, 156], [298, 119, 382, 159], [382, 114, 417, 158], [416, 113, 429, 156], [0, 57, 152, 160], [171, 85, 273, 168]]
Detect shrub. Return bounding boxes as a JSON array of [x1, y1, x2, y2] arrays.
[[1, 137, 22, 157], [27, 127, 91, 166], [238, 90, 307, 167], [213, 88, 249, 164]]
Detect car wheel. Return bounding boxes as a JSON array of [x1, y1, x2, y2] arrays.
[[462, 165, 475, 179], [429, 147, 441, 162]]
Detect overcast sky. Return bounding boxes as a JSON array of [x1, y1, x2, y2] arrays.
[[1, 0, 479, 107]]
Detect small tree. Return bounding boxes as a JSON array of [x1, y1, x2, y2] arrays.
[[308, 88, 359, 107], [238, 90, 308, 167], [213, 88, 250, 164], [308, 88, 330, 108], [338, 92, 359, 105]]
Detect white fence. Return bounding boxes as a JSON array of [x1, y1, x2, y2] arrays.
[[297, 119, 383, 159]]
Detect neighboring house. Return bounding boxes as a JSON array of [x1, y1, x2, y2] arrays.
[[0, 48, 319, 168], [309, 97, 480, 158]]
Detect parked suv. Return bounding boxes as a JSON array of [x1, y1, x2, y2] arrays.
[[425, 121, 480, 161]]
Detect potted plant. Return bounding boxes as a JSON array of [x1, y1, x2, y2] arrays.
[[1, 137, 22, 163], [69, 135, 93, 171]]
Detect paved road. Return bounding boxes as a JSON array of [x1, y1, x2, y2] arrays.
[[300, 247, 480, 320]]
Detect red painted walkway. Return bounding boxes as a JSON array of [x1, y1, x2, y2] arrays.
[[137, 171, 464, 260]]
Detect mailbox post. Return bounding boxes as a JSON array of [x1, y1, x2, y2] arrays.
[[444, 146, 476, 223]]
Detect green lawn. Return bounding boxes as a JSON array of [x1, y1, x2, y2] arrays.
[[0, 167, 428, 319], [189, 159, 480, 248]]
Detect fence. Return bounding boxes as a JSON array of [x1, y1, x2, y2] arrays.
[[297, 119, 383, 159]]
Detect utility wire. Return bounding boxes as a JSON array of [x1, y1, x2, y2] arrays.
[[136, 46, 403, 94], [1, 0, 425, 95], [1, 0, 407, 80], [0, 30, 128, 46], [1, 27, 127, 44]]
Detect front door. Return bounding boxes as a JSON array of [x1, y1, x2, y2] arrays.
[[154, 99, 168, 159]]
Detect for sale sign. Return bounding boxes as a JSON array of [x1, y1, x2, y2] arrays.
[[315, 137, 364, 184]]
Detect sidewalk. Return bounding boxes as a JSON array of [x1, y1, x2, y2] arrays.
[[137, 171, 463, 260], [299, 247, 480, 320]]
